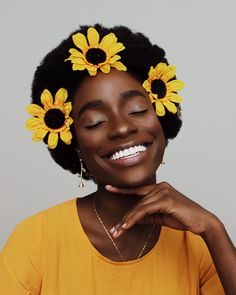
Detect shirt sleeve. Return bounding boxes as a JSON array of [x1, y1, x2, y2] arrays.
[[199, 237, 225, 295], [0, 215, 42, 295]]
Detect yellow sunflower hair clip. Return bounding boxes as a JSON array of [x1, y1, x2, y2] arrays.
[[142, 62, 185, 116], [65, 27, 127, 76], [25, 88, 73, 149]]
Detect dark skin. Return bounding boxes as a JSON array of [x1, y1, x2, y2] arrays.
[[72, 69, 236, 294]]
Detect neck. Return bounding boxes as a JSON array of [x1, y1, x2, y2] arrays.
[[93, 175, 156, 227]]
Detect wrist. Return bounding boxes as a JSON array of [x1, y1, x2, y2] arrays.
[[200, 214, 225, 242]]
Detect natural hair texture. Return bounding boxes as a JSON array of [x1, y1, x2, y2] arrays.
[[31, 24, 182, 180]]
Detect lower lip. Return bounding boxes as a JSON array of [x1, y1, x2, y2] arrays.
[[104, 145, 152, 166]]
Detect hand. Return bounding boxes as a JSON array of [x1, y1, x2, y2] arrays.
[[106, 182, 216, 238]]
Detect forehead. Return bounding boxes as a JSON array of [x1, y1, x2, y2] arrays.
[[72, 69, 147, 109]]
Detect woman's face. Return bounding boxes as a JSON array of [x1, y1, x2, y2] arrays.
[[72, 69, 166, 187]]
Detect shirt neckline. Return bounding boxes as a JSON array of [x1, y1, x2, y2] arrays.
[[71, 197, 165, 266]]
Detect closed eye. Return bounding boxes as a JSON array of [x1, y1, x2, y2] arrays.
[[130, 109, 148, 115], [85, 122, 103, 129]]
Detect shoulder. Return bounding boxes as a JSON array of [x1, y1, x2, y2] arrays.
[[2, 198, 77, 253], [0, 200, 77, 294], [18, 197, 76, 227]]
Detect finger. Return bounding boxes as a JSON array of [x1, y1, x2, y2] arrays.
[[105, 184, 156, 196], [138, 213, 166, 226], [110, 195, 156, 232], [114, 186, 166, 227], [106, 181, 173, 196], [112, 202, 158, 237], [110, 186, 168, 235], [113, 190, 173, 235]]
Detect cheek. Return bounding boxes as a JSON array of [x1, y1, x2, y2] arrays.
[[75, 127, 104, 159], [145, 113, 165, 139], [147, 116, 166, 157]]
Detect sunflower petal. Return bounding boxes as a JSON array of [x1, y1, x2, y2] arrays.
[[162, 100, 178, 114], [86, 64, 98, 71], [32, 129, 48, 142], [88, 68, 97, 76], [41, 89, 53, 108], [71, 57, 87, 65], [167, 80, 185, 92], [100, 64, 111, 73], [148, 66, 157, 81], [60, 130, 72, 145], [66, 117, 73, 126], [72, 32, 89, 53], [109, 42, 125, 56], [155, 100, 165, 116], [72, 64, 87, 71], [112, 61, 127, 71], [87, 27, 99, 47], [99, 33, 117, 51], [25, 118, 41, 130], [167, 93, 183, 103], [64, 102, 72, 114], [162, 65, 176, 82], [68, 48, 84, 58], [55, 88, 68, 104], [155, 63, 167, 79], [142, 80, 151, 92], [48, 132, 59, 149], [149, 93, 157, 100], [27, 104, 45, 116], [109, 55, 121, 63]]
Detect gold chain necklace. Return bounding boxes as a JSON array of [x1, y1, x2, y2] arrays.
[[92, 198, 155, 262]]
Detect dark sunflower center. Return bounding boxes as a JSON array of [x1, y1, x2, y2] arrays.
[[86, 48, 107, 65], [44, 109, 65, 129], [151, 79, 167, 98]]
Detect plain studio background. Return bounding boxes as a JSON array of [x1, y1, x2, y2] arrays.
[[0, 0, 235, 248]]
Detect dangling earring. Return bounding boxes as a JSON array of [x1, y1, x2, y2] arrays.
[[79, 158, 86, 188]]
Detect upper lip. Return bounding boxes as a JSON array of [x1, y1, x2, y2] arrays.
[[101, 140, 153, 158]]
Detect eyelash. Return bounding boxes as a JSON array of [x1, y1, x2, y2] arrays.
[[85, 110, 148, 129], [130, 109, 148, 115], [85, 122, 103, 129]]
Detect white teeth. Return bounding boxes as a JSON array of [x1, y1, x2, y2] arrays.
[[109, 145, 147, 160], [124, 149, 129, 156]]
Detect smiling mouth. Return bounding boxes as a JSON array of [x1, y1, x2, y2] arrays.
[[103, 142, 152, 160]]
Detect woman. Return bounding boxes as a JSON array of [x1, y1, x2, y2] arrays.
[[0, 24, 235, 294]]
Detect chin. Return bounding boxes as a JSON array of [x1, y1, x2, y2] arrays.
[[107, 170, 157, 188]]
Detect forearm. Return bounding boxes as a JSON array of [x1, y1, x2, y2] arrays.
[[201, 217, 236, 295]]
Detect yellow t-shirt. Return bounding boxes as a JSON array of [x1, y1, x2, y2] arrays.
[[0, 198, 225, 295]]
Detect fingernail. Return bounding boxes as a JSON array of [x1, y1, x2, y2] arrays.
[[113, 230, 118, 237], [122, 222, 127, 229], [110, 226, 116, 233], [105, 185, 113, 189], [115, 229, 123, 238]]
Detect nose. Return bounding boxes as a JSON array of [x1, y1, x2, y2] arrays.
[[107, 114, 138, 140]]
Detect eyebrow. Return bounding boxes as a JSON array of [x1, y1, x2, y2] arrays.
[[77, 90, 147, 118]]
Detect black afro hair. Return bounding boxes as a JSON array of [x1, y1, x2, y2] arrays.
[[31, 24, 182, 180]]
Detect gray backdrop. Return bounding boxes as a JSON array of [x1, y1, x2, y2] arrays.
[[1, 0, 235, 248]]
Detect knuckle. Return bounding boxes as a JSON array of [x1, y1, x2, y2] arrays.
[[160, 181, 170, 189], [162, 188, 171, 196]]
